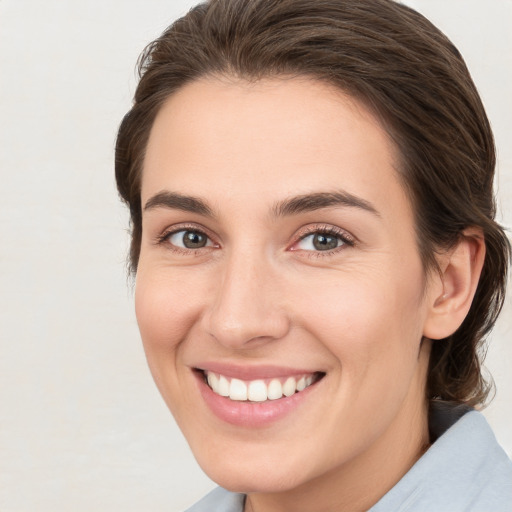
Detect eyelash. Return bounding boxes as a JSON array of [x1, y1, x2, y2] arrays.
[[155, 223, 355, 257]]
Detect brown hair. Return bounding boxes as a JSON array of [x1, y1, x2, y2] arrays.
[[115, 0, 510, 406]]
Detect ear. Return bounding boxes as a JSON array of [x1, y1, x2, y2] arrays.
[[423, 228, 486, 340]]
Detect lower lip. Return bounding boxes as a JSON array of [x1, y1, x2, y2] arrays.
[[195, 371, 320, 427]]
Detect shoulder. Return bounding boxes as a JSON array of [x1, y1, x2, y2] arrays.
[[184, 487, 245, 512], [371, 404, 512, 512]]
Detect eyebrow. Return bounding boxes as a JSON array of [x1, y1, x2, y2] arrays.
[[143, 189, 380, 219], [271, 191, 380, 218], [144, 191, 215, 217]]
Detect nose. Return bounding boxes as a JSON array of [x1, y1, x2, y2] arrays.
[[201, 250, 290, 349]]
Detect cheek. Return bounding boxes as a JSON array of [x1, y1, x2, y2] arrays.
[[134, 268, 205, 356], [289, 263, 426, 379], [134, 268, 210, 421]]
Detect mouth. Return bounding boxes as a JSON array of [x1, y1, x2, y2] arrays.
[[197, 369, 325, 403], [193, 364, 327, 426]]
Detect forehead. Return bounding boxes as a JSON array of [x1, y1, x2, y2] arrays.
[[142, 76, 410, 222]]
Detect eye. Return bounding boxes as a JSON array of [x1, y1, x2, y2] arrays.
[[166, 229, 214, 250], [296, 233, 344, 251], [290, 226, 355, 253]]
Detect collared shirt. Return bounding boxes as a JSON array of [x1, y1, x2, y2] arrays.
[[185, 403, 512, 512]]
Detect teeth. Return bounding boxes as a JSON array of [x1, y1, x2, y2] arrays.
[[296, 376, 306, 391], [267, 379, 283, 400], [229, 378, 248, 401], [206, 372, 217, 401], [218, 375, 230, 397], [248, 380, 267, 402], [283, 377, 296, 397], [205, 371, 319, 402]]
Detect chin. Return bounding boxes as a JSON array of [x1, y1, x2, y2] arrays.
[[194, 449, 313, 494]]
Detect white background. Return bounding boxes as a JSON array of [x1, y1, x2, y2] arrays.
[[0, 1, 510, 510]]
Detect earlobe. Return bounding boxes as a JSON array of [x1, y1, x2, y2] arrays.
[[423, 228, 486, 340]]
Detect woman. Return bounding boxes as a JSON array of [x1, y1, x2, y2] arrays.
[[115, 0, 512, 510]]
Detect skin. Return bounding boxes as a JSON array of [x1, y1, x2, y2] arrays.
[[135, 77, 484, 512]]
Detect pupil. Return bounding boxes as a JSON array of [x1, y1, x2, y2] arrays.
[[183, 231, 206, 248], [313, 234, 338, 251]]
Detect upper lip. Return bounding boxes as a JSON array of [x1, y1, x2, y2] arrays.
[[193, 362, 323, 380]]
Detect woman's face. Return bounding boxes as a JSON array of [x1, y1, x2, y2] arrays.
[[136, 77, 436, 493]]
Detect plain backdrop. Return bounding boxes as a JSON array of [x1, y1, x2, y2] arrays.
[[0, 1, 510, 510]]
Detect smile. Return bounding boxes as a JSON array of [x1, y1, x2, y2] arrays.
[[203, 370, 323, 402], [194, 366, 326, 426]]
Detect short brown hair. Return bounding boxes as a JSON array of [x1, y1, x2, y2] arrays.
[[115, 0, 510, 406]]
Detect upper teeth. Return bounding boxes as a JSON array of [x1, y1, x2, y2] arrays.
[[205, 371, 315, 402]]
